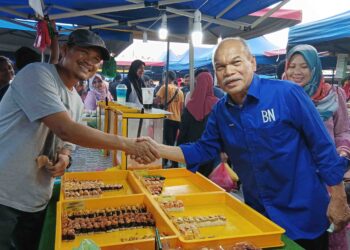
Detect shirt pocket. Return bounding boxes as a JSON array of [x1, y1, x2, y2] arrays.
[[255, 122, 297, 152]]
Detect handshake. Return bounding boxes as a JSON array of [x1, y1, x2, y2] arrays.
[[127, 137, 161, 164]]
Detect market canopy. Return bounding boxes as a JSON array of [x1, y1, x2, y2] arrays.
[[0, 0, 301, 49], [168, 36, 281, 71], [288, 10, 350, 54]]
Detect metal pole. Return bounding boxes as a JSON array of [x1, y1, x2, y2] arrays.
[[189, 17, 195, 94], [164, 39, 170, 109]]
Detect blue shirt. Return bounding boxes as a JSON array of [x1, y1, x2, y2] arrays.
[[180, 74, 346, 240]]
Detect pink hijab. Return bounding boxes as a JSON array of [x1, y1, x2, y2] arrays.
[[84, 74, 113, 110], [187, 72, 218, 121]]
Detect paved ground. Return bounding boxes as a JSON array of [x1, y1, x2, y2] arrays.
[[68, 146, 113, 172]]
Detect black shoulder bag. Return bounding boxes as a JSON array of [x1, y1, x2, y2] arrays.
[[159, 88, 179, 110]]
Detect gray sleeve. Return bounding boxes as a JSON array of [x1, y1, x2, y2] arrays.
[[11, 63, 66, 122]]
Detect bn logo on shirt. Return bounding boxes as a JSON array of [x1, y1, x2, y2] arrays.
[[261, 109, 275, 123]]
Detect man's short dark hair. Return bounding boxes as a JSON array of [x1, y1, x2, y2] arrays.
[[163, 71, 176, 82], [15, 47, 41, 70]]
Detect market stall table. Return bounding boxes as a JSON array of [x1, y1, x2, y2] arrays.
[[39, 182, 303, 250]]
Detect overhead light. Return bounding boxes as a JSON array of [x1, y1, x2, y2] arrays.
[[217, 36, 222, 44], [159, 13, 168, 40], [143, 31, 148, 43], [191, 10, 203, 46]]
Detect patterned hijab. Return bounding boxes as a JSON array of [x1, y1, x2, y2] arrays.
[[286, 45, 338, 121], [187, 72, 219, 121]]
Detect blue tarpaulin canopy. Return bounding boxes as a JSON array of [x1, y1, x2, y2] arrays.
[[168, 36, 280, 71], [288, 10, 350, 54], [0, 0, 300, 48]]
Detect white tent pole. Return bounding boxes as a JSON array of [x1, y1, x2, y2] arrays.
[[166, 7, 249, 30], [202, 0, 241, 30], [0, 7, 27, 18], [50, 0, 191, 20], [250, 0, 290, 29], [51, 3, 144, 20], [52, 5, 118, 23], [128, 14, 178, 25], [188, 17, 195, 95]]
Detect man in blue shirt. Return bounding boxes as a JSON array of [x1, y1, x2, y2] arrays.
[[135, 38, 350, 249]]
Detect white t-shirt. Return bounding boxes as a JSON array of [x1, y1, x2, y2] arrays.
[[0, 63, 83, 212]]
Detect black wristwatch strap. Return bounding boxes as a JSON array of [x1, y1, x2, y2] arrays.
[[67, 155, 72, 169]]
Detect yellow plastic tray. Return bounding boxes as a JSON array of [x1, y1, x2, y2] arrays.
[[55, 194, 178, 250], [101, 237, 180, 250], [60, 170, 142, 201], [161, 192, 285, 249], [133, 168, 224, 196]]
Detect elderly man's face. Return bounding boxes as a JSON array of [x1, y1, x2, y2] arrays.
[[214, 40, 256, 100]]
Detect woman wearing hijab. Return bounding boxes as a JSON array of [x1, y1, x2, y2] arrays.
[[285, 44, 350, 250], [84, 74, 113, 111], [119, 59, 145, 106], [176, 71, 219, 176]]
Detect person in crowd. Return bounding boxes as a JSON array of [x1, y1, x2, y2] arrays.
[[14, 47, 41, 71], [285, 44, 350, 250], [0, 56, 15, 102], [84, 74, 113, 110], [155, 71, 184, 166], [342, 75, 350, 101], [74, 80, 88, 102], [0, 29, 158, 250], [135, 38, 350, 250], [276, 59, 286, 80], [108, 73, 122, 100], [119, 59, 145, 106], [176, 71, 219, 176], [153, 79, 163, 98], [181, 74, 190, 96], [143, 75, 152, 87], [184, 69, 224, 106]]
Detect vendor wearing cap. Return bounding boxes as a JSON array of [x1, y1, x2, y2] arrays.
[[0, 29, 159, 250]]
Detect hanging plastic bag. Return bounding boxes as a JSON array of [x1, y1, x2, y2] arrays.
[[208, 162, 236, 192], [34, 19, 51, 52]]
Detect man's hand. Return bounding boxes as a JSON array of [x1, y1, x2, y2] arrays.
[[45, 154, 70, 177], [327, 182, 350, 232], [126, 137, 160, 164]]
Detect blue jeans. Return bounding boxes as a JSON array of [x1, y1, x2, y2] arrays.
[[0, 204, 46, 250]]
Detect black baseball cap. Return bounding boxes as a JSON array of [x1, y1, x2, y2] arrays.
[[67, 29, 110, 61]]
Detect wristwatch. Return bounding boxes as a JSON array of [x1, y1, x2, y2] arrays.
[[66, 155, 72, 169]]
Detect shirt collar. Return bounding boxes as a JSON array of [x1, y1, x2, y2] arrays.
[[224, 74, 260, 106]]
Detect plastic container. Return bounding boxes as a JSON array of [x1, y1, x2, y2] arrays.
[[116, 83, 127, 104], [55, 194, 178, 250], [60, 170, 143, 201], [133, 168, 224, 196], [141, 87, 154, 109], [161, 192, 285, 249]]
